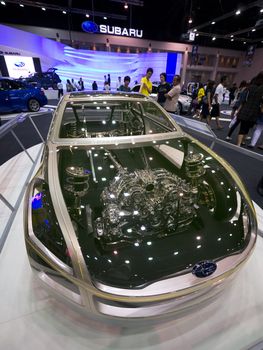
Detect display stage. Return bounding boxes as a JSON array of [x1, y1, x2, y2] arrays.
[[0, 145, 263, 350]]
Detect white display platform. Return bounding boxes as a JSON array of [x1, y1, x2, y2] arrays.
[[0, 146, 263, 350]]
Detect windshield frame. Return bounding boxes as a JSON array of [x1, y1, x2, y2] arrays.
[[49, 95, 183, 144]]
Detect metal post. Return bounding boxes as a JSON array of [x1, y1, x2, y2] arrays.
[[29, 116, 45, 143], [11, 130, 35, 163], [0, 194, 15, 212]]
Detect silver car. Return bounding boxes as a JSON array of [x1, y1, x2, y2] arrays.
[[24, 92, 257, 318], [131, 84, 192, 114]]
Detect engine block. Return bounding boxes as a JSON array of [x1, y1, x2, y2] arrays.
[[95, 168, 197, 246]]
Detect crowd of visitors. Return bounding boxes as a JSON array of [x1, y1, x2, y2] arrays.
[[190, 74, 263, 150], [138, 68, 181, 114], [58, 71, 263, 152]]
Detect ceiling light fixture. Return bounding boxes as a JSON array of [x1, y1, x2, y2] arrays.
[[260, 9, 263, 13], [243, 41, 246, 44], [196, 33, 199, 36], [19, 3, 24, 7], [252, 28, 256, 32], [41, 7, 46, 11], [230, 35, 234, 38], [235, 9, 241, 15], [124, 2, 128, 9], [62, 10, 66, 14], [193, 28, 197, 32], [212, 36, 216, 41], [231, 38, 234, 41], [188, 18, 193, 24], [86, 13, 90, 18], [1, 1, 6, 5], [103, 16, 107, 20], [211, 21, 216, 25]]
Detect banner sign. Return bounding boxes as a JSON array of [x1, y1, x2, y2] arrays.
[[82, 21, 143, 38], [191, 45, 199, 66], [244, 45, 256, 67]]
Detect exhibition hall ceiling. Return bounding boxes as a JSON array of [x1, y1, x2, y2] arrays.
[[0, 0, 263, 49]]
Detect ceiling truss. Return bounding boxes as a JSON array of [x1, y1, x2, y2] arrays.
[[3, 0, 127, 20]]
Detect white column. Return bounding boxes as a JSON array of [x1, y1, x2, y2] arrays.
[[211, 52, 220, 81], [181, 48, 189, 86]]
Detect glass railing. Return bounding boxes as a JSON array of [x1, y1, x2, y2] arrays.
[[0, 110, 53, 252]]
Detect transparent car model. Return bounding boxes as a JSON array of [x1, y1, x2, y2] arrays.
[[24, 92, 257, 318]]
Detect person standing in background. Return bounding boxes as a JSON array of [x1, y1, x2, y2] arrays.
[[200, 80, 215, 124], [139, 68, 153, 96], [119, 76, 131, 92], [116, 76, 122, 91], [248, 100, 263, 149], [78, 77, 84, 91], [164, 75, 181, 113], [225, 80, 247, 141], [193, 83, 205, 119], [229, 83, 237, 106], [157, 73, 170, 107], [236, 73, 263, 147], [92, 81, 98, 90], [210, 76, 227, 129], [57, 81, 63, 99], [66, 79, 74, 92], [71, 78, 78, 91], [107, 74, 111, 88], [104, 80, 110, 91]]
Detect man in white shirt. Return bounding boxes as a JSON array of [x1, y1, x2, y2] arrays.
[[164, 75, 181, 113], [57, 81, 63, 99], [210, 76, 227, 129]]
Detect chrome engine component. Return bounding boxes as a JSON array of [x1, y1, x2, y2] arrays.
[[64, 166, 91, 210], [95, 153, 197, 246]]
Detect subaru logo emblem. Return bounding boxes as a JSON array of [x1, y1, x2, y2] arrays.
[[82, 21, 98, 33], [14, 62, 25, 67], [192, 261, 217, 278]]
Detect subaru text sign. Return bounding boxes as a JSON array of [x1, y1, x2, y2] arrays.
[[82, 21, 143, 38]]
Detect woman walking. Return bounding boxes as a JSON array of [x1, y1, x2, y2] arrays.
[[236, 73, 263, 147]]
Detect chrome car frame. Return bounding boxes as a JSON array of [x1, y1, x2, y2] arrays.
[[24, 92, 257, 318]]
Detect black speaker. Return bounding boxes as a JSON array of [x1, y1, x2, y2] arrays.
[[0, 55, 9, 76], [33, 57, 42, 73]]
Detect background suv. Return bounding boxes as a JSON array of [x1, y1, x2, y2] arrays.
[[21, 68, 61, 90]]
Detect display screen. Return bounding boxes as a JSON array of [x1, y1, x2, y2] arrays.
[[4, 55, 35, 78]]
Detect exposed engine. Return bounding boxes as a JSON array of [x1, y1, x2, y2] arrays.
[[94, 151, 198, 247]]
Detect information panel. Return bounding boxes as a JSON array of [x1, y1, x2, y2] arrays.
[[4, 55, 35, 78]]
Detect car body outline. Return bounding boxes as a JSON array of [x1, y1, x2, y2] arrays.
[[24, 91, 257, 318]]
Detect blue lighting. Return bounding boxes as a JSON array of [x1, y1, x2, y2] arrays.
[[0, 24, 182, 89], [44, 218, 51, 230], [82, 21, 99, 33], [32, 192, 43, 210]]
